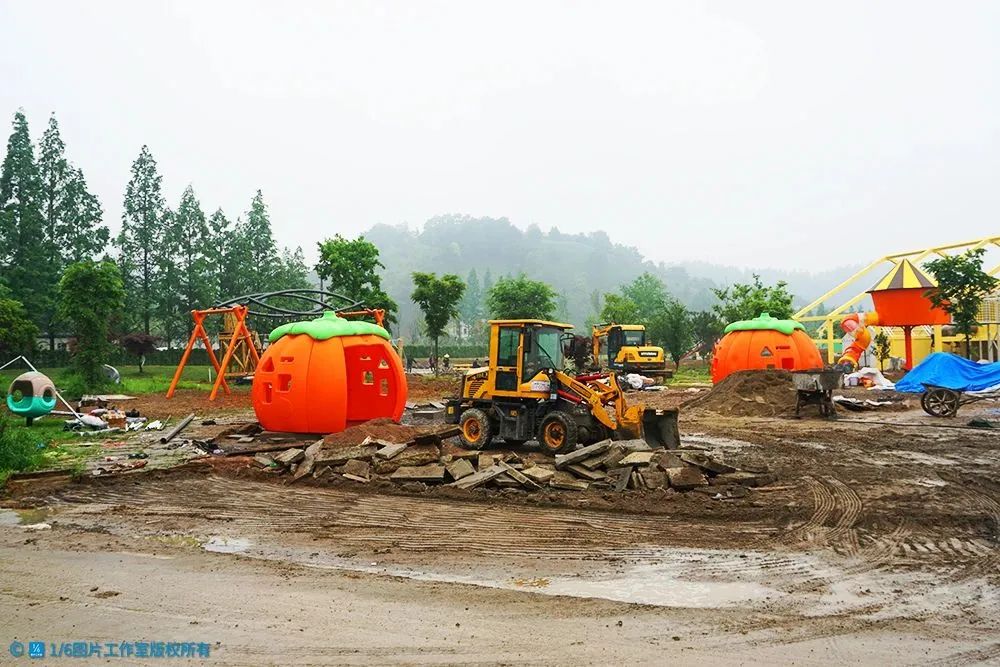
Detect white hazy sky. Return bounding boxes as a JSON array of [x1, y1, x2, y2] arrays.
[[2, 1, 998, 271]]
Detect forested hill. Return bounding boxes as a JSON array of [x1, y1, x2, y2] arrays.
[[364, 214, 856, 339]]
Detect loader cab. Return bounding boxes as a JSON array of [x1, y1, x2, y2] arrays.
[[489, 319, 571, 396]]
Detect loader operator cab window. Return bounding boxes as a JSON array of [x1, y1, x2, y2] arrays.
[[522, 326, 564, 381]]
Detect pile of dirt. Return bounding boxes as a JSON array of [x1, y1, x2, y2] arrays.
[[685, 370, 798, 417], [322, 418, 422, 447]]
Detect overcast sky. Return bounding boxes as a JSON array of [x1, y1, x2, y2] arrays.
[[2, 1, 998, 271]]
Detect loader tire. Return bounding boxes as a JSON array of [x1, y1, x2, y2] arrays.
[[538, 411, 578, 455], [459, 408, 493, 450]]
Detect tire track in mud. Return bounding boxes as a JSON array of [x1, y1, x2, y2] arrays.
[[54, 476, 780, 560], [782, 476, 862, 554]]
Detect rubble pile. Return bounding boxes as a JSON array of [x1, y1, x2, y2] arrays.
[[244, 422, 773, 496], [685, 370, 798, 418]]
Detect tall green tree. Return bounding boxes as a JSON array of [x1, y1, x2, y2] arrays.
[[458, 268, 483, 340], [35, 113, 108, 346], [925, 249, 1000, 358], [206, 208, 241, 300], [158, 186, 212, 345], [690, 310, 723, 357], [654, 299, 693, 368], [622, 272, 669, 321], [118, 145, 165, 334], [599, 293, 641, 324], [0, 111, 48, 332], [58, 261, 125, 388], [486, 275, 557, 320], [712, 274, 794, 324], [316, 234, 398, 325], [411, 272, 465, 366], [238, 190, 279, 294], [0, 284, 38, 358]]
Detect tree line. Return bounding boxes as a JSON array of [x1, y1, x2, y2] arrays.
[[0, 109, 310, 359]]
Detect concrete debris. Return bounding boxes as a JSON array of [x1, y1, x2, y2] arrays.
[[618, 451, 655, 466], [274, 448, 305, 466], [247, 419, 772, 496], [554, 439, 612, 469], [446, 458, 476, 481]]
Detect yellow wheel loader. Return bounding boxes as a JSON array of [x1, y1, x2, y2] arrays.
[[592, 323, 671, 378], [445, 319, 679, 454]]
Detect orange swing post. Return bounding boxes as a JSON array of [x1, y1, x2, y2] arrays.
[[167, 306, 257, 400]]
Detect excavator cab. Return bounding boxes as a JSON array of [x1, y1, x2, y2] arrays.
[[592, 323, 671, 378], [446, 319, 679, 454]]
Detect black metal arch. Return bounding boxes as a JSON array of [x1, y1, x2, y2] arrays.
[[213, 289, 364, 319]]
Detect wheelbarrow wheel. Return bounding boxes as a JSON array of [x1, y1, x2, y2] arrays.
[[921, 387, 960, 418]]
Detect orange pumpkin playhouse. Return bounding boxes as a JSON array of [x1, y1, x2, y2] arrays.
[[711, 313, 824, 384], [252, 312, 407, 434]]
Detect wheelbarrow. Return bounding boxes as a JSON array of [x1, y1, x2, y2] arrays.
[[792, 369, 844, 418]]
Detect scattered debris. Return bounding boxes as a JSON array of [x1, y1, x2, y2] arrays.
[[160, 413, 196, 444]]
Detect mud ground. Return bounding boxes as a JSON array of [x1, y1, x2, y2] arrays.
[[4, 388, 1000, 664]]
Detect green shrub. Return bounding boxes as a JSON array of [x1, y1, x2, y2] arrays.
[[0, 416, 47, 481]]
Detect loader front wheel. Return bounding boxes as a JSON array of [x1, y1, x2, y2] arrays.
[[538, 412, 578, 455], [459, 409, 493, 450]]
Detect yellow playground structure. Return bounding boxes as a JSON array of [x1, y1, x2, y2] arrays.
[[794, 235, 1000, 367]]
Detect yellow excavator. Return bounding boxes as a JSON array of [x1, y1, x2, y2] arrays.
[[592, 323, 671, 378], [445, 319, 679, 454]]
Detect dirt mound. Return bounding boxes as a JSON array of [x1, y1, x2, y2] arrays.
[[322, 418, 422, 447], [685, 370, 797, 417]]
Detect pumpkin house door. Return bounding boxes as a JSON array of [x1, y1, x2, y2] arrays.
[[344, 343, 401, 424]]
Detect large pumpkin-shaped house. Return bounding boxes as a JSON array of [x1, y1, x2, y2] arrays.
[[252, 312, 407, 434], [711, 313, 824, 384]]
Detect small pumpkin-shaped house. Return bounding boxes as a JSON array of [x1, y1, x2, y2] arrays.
[[711, 313, 824, 384], [252, 312, 407, 434]]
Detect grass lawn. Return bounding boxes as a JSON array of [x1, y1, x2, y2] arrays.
[[1, 363, 225, 398]]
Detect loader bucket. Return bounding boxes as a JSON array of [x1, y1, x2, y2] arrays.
[[641, 408, 680, 449]]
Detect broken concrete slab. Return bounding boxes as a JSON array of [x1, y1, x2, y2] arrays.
[[339, 458, 372, 480], [609, 466, 633, 492], [710, 471, 775, 487], [477, 453, 495, 470], [446, 458, 476, 481], [390, 464, 446, 482], [642, 468, 668, 489], [342, 473, 370, 483], [655, 452, 686, 469], [554, 439, 612, 469], [666, 466, 709, 490], [619, 451, 655, 466], [566, 464, 607, 481], [290, 439, 326, 483], [374, 444, 441, 473], [498, 461, 542, 490], [314, 445, 378, 466], [520, 466, 556, 484], [252, 454, 275, 468], [494, 473, 522, 488], [274, 448, 305, 466], [550, 471, 590, 491], [452, 464, 505, 489], [679, 451, 736, 475], [619, 439, 654, 452], [374, 442, 408, 460]]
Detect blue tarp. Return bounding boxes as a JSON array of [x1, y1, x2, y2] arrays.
[[895, 352, 1000, 393]]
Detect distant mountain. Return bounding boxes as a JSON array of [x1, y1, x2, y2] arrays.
[[363, 215, 859, 337]]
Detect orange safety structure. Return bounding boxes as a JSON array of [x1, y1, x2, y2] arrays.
[[711, 313, 824, 384], [251, 310, 407, 434], [166, 305, 261, 401]]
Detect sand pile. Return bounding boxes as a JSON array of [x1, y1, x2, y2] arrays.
[[685, 370, 798, 418]]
